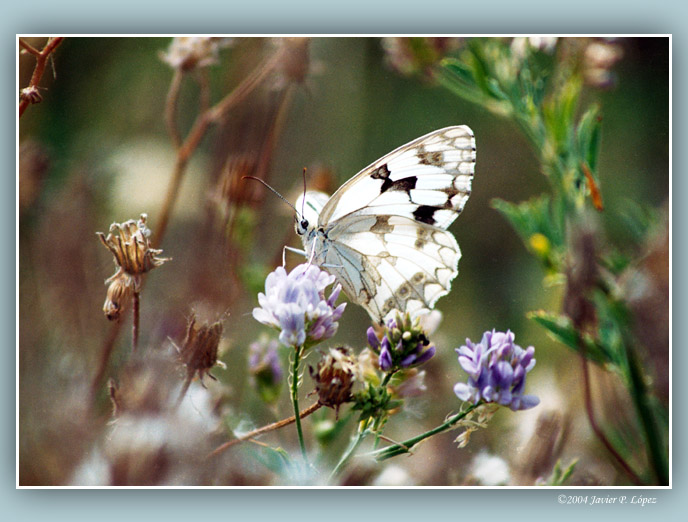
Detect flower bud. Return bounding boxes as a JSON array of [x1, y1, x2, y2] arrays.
[[309, 347, 357, 416]]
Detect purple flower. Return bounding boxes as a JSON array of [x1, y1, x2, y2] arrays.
[[249, 338, 283, 383], [253, 264, 346, 348], [379, 337, 393, 372], [366, 313, 436, 373], [454, 330, 539, 411], [249, 337, 283, 404]]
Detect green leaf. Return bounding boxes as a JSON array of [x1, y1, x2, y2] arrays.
[[491, 195, 565, 272], [438, 59, 488, 107], [249, 442, 293, 476], [466, 41, 493, 97], [527, 310, 612, 365], [576, 104, 602, 172], [541, 459, 578, 486], [441, 59, 477, 88], [617, 199, 662, 246]]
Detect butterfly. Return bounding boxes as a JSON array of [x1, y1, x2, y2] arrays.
[[293, 126, 475, 324]]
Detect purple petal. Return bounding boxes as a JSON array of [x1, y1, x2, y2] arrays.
[[367, 327, 380, 350], [412, 345, 435, 366], [379, 346, 393, 372]]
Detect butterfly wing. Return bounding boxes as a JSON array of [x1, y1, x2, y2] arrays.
[[318, 126, 476, 323], [319, 126, 475, 228]]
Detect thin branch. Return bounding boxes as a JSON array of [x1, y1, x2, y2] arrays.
[[90, 320, 125, 402], [132, 291, 140, 352], [206, 402, 322, 459], [164, 68, 184, 150], [197, 67, 211, 115], [19, 37, 64, 118], [580, 347, 643, 485], [154, 51, 282, 249], [206, 51, 282, 124], [19, 39, 40, 56]]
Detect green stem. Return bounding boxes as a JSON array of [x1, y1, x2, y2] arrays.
[[625, 341, 668, 485], [369, 403, 481, 461], [291, 346, 308, 461], [372, 372, 395, 450], [329, 423, 368, 482]]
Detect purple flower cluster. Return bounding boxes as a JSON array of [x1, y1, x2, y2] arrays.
[[454, 330, 539, 411], [253, 264, 346, 348], [367, 314, 436, 373]]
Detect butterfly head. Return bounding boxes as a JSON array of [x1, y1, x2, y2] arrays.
[[294, 191, 330, 236], [295, 216, 310, 236]]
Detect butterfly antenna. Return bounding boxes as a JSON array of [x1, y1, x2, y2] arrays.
[[242, 176, 300, 217], [301, 167, 307, 219]]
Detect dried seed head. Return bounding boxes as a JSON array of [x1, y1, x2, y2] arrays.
[[215, 154, 260, 212], [309, 347, 357, 416], [97, 214, 170, 282], [277, 37, 311, 84], [102, 271, 134, 321], [178, 312, 225, 383], [159, 37, 234, 71], [20, 85, 43, 104]]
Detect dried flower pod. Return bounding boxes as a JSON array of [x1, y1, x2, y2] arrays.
[[309, 347, 357, 416], [97, 213, 169, 320], [179, 313, 225, 384], [97, 214, 170, 283], [102, 272, 133, 321]]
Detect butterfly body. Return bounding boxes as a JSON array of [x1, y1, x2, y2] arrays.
[[296, 126, 475, 324]]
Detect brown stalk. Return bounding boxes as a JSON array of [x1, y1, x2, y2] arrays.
[[19, 37, 64, 118], [92, 46, 283, 401], [90, 320, 124, 402], [207, 402, 322, 459], [132, 291, 140, 352], [579, 339, 643, 485], [154, 52, 282, 248]]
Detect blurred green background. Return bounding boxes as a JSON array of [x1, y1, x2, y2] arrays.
[[19, 37, 669, 486]]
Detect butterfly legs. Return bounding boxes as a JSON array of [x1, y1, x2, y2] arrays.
[[282, 244, 320, 268], [282, 245, 343, 269], [283, 245, 307, 267]]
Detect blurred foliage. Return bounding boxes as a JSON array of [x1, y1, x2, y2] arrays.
[[18, 36, 668, 486], [438, 36, 668, 485]]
